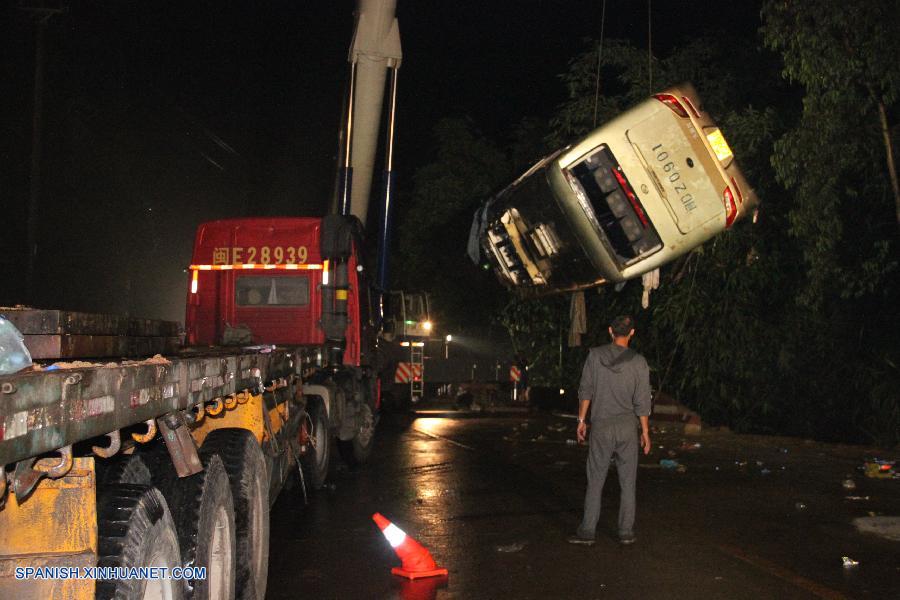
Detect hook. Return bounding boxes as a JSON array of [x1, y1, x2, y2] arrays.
[[92, 430, 121, 459], [131, 419, 158, 444]]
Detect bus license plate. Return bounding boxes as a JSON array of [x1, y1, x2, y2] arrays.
[[706, 128, 733, 161]]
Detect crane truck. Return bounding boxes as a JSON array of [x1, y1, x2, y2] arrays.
[[0, 1, 402, 599]]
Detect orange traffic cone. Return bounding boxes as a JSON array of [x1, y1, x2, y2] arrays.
[[372, 513, 449, 579]]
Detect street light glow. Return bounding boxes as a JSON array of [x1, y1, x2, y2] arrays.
[[445, 334, 452, 342], [422, 320, 433, 332]]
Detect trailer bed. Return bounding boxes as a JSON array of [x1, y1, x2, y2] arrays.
[[0, 347, 299, 466]]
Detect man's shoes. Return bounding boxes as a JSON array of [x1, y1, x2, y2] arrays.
[[618, 533, 636, 545], [566, 534, 596, 546]]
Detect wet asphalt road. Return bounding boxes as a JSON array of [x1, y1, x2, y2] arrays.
[[266, 412, 899, 599]]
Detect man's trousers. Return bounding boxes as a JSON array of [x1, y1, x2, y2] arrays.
[[576, 415, 639, 538]]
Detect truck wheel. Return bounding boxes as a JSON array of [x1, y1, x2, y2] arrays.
[[156, 454, 236, 600], [338, 403, 375, 466], [301, 405, 331, 490], [96, 484, 183, 600], [97, 452, 152, 487], [201, 429, 270, 600]]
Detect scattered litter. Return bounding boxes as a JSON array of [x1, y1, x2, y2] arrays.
[[755, 460, 764, 467], [496, 542, 526, 553], [760, 468, 771, 476], [735, 460, 748, 468], [533, 435, 547, 442], [842, 556, 859, 568], [547, 423, 567, 432], [565, 439, 578, 446], [861, 459, 897, 479], [778, 448, 789, 453], [844, 496, 870, 502], [679, 442, 701, 451], [795, 502, 807, 511], [842, 478, 857, 490], [660, 459, 688, 472]]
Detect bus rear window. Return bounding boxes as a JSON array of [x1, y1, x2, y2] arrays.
[[567, 146, 662, 265], [236, 276, 309, 307]]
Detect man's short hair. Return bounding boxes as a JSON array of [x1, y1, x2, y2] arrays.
[[610, 315, 635, 337]]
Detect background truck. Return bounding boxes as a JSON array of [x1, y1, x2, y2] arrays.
[[0, 1, 402, 598]]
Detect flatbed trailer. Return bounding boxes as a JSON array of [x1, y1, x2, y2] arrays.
[[0, 345, 303, 476], [0, 340, 314, 600]]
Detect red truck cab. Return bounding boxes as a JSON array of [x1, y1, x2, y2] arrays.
[[186, 217, 371, 368]]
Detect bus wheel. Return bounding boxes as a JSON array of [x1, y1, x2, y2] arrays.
[[157, 454, 236, 600], [96, 484, 183, 600], [301, 404, 331, 490], [338, 403, 375, 466], [201, 429, 270, 600]]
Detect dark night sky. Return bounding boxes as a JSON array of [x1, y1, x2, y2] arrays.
[[1, 1, 762, 322]]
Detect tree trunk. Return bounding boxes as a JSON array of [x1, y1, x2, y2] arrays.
[[876, 101, 900, 228]]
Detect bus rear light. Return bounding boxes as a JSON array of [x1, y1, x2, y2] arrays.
[[731, 177, 744, 204], [723, 186, 737, 228], [612, 168, 649, 228], [682, 96, 701, 118], [653, 94, 688, 118], [190, 270, 199, 294]]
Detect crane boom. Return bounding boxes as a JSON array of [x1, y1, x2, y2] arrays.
[[342, 0, 402, 226]]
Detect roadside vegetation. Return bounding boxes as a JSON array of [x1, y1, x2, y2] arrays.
[[395, 0, 899, 447]]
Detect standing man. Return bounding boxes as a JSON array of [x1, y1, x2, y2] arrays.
[[568, 315, 651, 546]]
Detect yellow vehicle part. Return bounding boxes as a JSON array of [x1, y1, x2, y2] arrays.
[[0, 457, 97, 600], [189, 393, 289, 447]]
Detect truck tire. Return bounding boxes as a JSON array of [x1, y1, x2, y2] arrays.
[[96, 484, 183, 600], [338, 403, 375, 466], [200, 430, 270, 600], [97, 452, 153, 488], [155, 454, 236, 600], [301, 404, 331, 490]]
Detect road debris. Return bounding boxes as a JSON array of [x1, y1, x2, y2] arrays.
[[496, 542, 526, 553], [844, 496, 870, 501], [842, 478, 857, 490], [842, 556, 860, 568], [659, 459, 687, 472], [795, 502, 807, 511], [679, 442, 701, 451], [547, 423, 567, 432]]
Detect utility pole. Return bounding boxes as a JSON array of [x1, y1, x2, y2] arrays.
[[20, 2, 67, 304]]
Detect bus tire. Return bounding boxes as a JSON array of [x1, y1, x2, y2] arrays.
[[201, 429, 270, 600], [301, 404, 331, 490], [96, 484, 183, 600], [338, 403, 375, 466], [156, 454, 236, 600]]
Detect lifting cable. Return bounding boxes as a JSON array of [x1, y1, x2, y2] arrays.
[[592, 0, 607, 128]]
